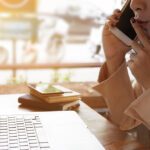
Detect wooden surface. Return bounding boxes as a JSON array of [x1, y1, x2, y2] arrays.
[[0, 94, 146, 150], [0, 82, 106, 109], [0, 62, 101, 70], [78, 102, 146, 150]]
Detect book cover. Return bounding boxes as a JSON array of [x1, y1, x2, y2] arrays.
[[18, 94, 80, 111], [29, 86, 81, 103]]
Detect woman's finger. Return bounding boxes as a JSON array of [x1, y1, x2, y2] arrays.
[[113, 9, 121, 14], [129, 49, 138, 60], [131, 18, 150, 49], [107, 13, 121, 27], [107, 9, 121, 26], [131, 41, 142, 54], [127, 59, 135, 71]]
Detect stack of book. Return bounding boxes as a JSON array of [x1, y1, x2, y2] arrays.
[[18, 84, 81, 111]]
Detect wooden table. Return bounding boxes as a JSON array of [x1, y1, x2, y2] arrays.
[[0, 82, 107, 109], [0, 94, 146, 150]]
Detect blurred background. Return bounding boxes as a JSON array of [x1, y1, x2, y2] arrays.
[[0, 0, 123, 85]]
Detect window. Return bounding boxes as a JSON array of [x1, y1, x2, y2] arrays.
[[0, 0, 122, 84]]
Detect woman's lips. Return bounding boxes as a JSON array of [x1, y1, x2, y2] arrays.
[[136, 19, 148, 24], [136, 20, 149, 30], [135, 20, 150, 38]]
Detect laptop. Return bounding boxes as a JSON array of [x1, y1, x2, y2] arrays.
[[0, 111, 105, 150]]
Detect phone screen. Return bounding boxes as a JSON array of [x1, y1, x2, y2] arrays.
[[30, 83, 64, 94], [116, 1, 136, 40]]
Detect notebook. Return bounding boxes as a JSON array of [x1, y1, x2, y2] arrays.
[[18, 94, 80, 111], [0, 111, 105, 150]]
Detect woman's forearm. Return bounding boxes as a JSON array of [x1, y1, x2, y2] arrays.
[[106, 53, 125, 76]]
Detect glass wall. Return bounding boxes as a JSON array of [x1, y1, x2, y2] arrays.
[[0, 0, 122, 84]]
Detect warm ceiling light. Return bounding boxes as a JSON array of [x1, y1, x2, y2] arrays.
[[0, 0, 29, 9]]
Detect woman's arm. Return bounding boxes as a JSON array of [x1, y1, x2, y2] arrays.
[[93, 10, 141, 130], [94, 61, 141, 130]]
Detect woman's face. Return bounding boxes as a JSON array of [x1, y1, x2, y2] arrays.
[[130, 0, 150, 38]]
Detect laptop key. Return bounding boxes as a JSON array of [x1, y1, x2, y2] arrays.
[[0, 146, 8, 150], [20, 145, 30, 150], [30, 148, 40, 150]]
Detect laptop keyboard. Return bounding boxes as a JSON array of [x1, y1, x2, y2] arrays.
[[0, 114, 51, 150]]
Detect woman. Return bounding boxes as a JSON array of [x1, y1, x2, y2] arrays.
[[94, 0, 150, 147]]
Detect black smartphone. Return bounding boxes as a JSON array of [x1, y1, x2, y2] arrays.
[[110, 0, 136, 46]]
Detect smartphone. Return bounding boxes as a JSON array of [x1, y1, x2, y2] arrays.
[[110, 0, 136, 46], [28, 83, 70, 96]]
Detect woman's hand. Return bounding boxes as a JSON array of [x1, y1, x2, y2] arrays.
[[128, 19, 150, 89], [102, 9, 131, 75]]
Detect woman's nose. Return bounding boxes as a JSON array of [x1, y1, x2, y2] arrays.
[[130, 0, 145, 12]]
